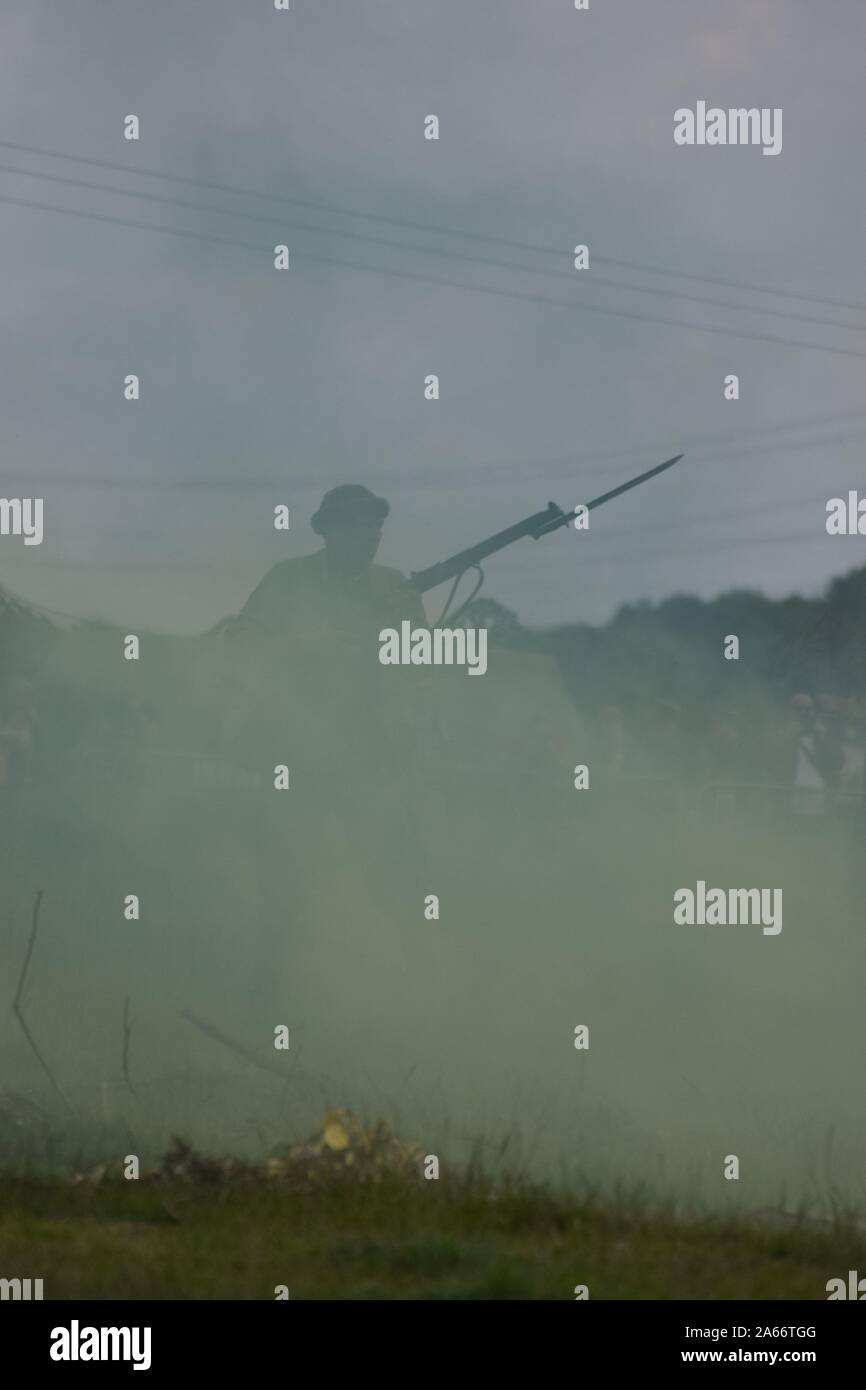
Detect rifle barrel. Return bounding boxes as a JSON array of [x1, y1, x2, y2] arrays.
[[407, 452, 683, 594]]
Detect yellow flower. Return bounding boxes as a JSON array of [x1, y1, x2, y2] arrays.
[[322, 1112, 350, 1151]]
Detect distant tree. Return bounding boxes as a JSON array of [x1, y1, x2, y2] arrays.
[[461, 597, 527, 646]]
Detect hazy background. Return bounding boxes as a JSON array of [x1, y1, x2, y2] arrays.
[[0, 0, 864, 631], [2, 1, 866, 1223]]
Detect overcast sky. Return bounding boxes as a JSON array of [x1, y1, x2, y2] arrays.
[[1, 0, 864, 631]]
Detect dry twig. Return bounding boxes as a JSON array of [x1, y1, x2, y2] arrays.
[[11, 891, 73, 1111], [181, 1007, 299, 1081], [122, 996, 137, 1097]]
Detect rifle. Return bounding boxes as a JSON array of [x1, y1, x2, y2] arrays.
[[407, 452, 683, 620]]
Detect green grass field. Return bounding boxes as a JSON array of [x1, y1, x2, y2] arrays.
[[2, 1168, 862, 1300]]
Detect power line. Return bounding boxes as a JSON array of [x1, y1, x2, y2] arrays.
[[516, 523, 845, 567], [0, 159, 861, 337], [594, 493, 830, 542], [560, 424, 866, 484], [468, 406, 866, 478], [0, 527, 841, 584], [463, 422, 866, 491], [11, 416, 866, 492], [1, 136, 862, 317], [2, 491, 853, 607], [0, 558, 247, 576], [3, 190, 866, 361], [435, 411, 866, 488], [581, 527, 841, 563], [6, 435, 857, 562]]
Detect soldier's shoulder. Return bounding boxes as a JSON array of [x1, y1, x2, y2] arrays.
[[262, 553, 322, 583], [246, 553, 322, 601], [228, 553, 321, 636]]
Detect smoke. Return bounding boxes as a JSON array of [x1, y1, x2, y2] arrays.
[[2, 602, 866, 1218]]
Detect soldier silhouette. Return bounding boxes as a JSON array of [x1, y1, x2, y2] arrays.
[[218, 486, 431, 791], [232, 485, 426, 645]]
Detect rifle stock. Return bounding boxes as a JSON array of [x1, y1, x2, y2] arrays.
[[407, 503, 566, 594]]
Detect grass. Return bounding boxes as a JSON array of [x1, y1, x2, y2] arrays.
[[2, 1165, 863, 1299]]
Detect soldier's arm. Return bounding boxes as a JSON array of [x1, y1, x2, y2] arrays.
[[373, 568, 427, 626], [398, 582, 428, 627]]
